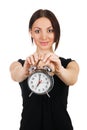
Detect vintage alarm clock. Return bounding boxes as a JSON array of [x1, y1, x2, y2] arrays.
[[27, 60, 55, 97]]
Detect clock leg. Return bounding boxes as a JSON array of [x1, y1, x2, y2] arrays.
[[29, 91, 33, 97], [46, 92, 50, 98]]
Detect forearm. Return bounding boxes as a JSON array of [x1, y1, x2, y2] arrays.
[[55, 61, 79, 86], [55, 66, 77, 86], [10, 62, 29, 82]]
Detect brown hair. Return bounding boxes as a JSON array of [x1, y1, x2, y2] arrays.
[[29, 9, 60, 50]]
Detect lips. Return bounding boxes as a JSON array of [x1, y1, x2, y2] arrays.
[[40, 42, 48, 46]]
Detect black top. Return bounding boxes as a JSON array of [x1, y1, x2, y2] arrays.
[[18, 57, 73, 130]]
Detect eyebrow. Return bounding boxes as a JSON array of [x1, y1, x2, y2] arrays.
[[33, 26, 53, 29]]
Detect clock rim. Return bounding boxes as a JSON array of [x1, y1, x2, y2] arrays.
[[27, 69, 54, 95]]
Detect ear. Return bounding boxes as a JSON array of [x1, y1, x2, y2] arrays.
[[29, 29, 33, 38]]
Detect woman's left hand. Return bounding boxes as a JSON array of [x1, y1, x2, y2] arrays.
[[42, 53, 62, 74]]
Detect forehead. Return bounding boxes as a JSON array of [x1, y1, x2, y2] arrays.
[[32, 17, 52, 28]]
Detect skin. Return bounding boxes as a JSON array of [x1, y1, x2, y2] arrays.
[[10, 17, 79, 86]]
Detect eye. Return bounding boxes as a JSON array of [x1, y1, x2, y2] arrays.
[[48, 29, 54, 33], [35, 30, 40, 33]]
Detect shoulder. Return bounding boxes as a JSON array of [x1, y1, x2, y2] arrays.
[[18, 59, 25, 66], [60, 57, 79, 75], [59, 57, 73, 68]]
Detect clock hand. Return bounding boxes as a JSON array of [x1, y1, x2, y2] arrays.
[[39, 73, 41, 80], [35, 73, 41, 88], [35, 80, 42, 89]]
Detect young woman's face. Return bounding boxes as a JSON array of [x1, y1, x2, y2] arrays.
[[30, 17, 55, 51]]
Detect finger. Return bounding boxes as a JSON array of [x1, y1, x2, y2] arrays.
[[45, 59, 50, 65], [29, 55, 36, 65], [49, 55, 59, 63], [38, 54, 43, 60], [43, 53, 52, 62], [24, 58, 31, 68], [26, 57, 32, 65], [33, 53, 39, 63], [50, 62, 55, 72]]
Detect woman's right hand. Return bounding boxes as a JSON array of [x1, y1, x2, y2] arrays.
[[23, 53, 39, 74]]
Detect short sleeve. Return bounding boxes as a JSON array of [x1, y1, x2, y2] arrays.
[[18, 59, 25, 66], [59, 57, 73, 68]]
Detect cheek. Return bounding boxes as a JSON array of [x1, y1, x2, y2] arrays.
[[50, 37, 55, 44], [49, 34, 55, 41], [33, 38, 39, 46], [32, 35, 39, 42]]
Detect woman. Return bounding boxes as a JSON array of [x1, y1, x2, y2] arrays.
[[10, 9, 79, 130]]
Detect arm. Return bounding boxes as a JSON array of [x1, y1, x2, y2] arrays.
[[9, 53, 39, 82], [9, 60, 30, 82], [55, 61, 79, 86], [42, 53, 79, 86], [9, 61, 29, 82]]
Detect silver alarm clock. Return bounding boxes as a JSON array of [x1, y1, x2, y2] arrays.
[[27, 61, 54, 97]]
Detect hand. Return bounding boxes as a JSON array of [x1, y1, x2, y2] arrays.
[[42, 53, 62, 74], [26, 53, 39, 65]]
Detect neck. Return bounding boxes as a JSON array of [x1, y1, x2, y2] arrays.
[[36, 48, 54, 56]]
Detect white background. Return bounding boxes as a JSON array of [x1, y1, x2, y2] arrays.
[[0, 0, 87, 130]]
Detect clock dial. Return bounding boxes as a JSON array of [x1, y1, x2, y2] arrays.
[[27, 70, 53, 95]]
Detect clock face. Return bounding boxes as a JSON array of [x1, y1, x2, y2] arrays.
[[27, 70, 54, 95]]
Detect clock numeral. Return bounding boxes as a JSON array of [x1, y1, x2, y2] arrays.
[[39, 74, 41, 76], [38, 89, 40, 92], [31, 85, 34, 88], [42, 88, 45, 91], [30, 81, 33, 84], [45, 85, 48, 88], [32, 77, 35, 80], [46, 81, 49, 84], [45, 77, 48, 80]]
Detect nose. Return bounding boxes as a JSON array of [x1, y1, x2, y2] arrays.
[[40, 31, 47, 40]]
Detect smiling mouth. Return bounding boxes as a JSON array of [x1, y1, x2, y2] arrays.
[[40, 42, 48, 46]]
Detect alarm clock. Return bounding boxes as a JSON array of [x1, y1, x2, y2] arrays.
[[27, 61, 54, 97]]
